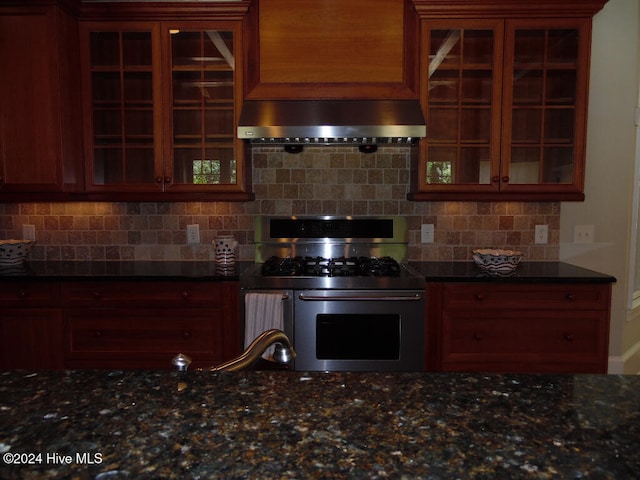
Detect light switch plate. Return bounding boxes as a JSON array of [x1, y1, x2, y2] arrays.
[[534, 225, 548, 244], [574, 225, 594, 244], [421, 224, 434, 243], [186, 224, 200, 245], [22, 224, 36, 241]]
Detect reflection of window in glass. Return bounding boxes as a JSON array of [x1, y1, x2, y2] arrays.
[[192, 159, 236, 184], [427, 161, 452, 184]]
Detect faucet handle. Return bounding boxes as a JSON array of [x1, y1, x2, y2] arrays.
[[172, 353, 192, 372]]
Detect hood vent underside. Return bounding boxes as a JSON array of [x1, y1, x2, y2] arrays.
[[238, 99, 426, 146]]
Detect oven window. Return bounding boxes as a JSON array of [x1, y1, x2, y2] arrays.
[[316, 314, 400, 360]]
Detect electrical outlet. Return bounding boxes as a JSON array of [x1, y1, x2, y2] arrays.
[[186, 224, 200, 245], [534, 224, 548, 244], [574, 225, 594, 244], [421, 224, 435, 243], [22, 224, 36, 241]]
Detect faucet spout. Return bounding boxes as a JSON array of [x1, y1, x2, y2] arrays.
[[210, 329, 296, 372]]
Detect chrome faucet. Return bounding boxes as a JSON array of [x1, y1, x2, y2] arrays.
[[171, 329, 296, 372]]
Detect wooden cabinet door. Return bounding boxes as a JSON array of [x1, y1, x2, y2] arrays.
[[0, 309, 64, 369], [500, 19, 591, 198], [80, 22, 164, 193], [417, 20, 503, 196], [0, 4, 83, 196]]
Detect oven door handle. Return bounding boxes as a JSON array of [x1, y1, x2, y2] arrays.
[[297, 293, 423, 301]]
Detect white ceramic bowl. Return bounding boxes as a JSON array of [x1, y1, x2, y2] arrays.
[[472, 248, 523, 275], [0, 239, 34, 265]]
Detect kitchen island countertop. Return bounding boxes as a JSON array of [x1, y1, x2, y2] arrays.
[[0, 370, 638, 479]]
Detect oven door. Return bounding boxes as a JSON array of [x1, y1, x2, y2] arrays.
[[293, 290, 425, 372]]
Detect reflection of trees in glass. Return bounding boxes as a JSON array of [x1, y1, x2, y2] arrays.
[[427, 161, 452, 184], [192, 159, 236, 184]]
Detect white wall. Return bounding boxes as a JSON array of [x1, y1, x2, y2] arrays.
[[560, 0, 640, 373]]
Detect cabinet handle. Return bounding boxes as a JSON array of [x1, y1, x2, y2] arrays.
[[164, 176, 172, 184], [94, 330, 103, 338], [182, 331, 191, 339], [93, 291, 102, 300], [491, 176, 499, 183], [474, 293, 485, 302], [181, 291, 190, 300], [17, 290, 28, 298], [566, 293, 576, 301], [155, 176, 163, 184], [502, 176, 509, 183], [563, 333, 575, 342], [473, 332, 483, 341]]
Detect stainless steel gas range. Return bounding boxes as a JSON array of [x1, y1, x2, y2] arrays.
[[240, 216, 425, 372]]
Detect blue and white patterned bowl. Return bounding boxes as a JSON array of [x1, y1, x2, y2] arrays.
[[472, 248, 523, 275], [0, 239, 34, 265]]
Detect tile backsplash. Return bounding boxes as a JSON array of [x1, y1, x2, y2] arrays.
[[0, 146, 559, 262]]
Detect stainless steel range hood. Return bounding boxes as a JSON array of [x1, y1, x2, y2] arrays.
[[237, 99, 426, 146]]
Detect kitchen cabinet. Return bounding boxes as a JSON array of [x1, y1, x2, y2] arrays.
[[0, 280, 64, 368], [408, 0, 607, 201], [62, 280, 241, 369], [425, 282, 611, 373], [0, 0, 84, 200], [243, 0, 419, 99], [79, 1, 253, 201]]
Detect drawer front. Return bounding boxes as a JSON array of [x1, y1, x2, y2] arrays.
[[441, 310, 608, 371], [62, 281, 222, 308], [64, 309, 223, 356], [442, 283, 610, 311], [0, 281, 60, 307]]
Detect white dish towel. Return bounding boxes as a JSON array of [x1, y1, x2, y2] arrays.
[[244, 293, 284, 359]]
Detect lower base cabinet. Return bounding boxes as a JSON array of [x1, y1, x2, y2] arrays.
[[426, 282, 612, 373], [0, 279, 241, 370]]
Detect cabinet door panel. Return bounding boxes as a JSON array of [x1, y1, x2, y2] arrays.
[[0, 309, 64, 369]]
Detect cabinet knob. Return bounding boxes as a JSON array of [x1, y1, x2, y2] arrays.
[[17, 290, 28, 298], [164, 176, 172, 184], [566, 293, 576, 301], [155, 176, 163, 184], [181, 291, 190, 299], [474, 293, 485, 301], [473, 332, 483, 341], [491, 176, 499, 183], [502, 176, 509, 183], [563, 333, 575, 342], [182, 331, 191, 339], [93, 291, 102, 299], [94, 330, 103, 338]]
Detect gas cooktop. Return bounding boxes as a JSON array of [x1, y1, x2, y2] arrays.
[[261, 256, 401, 278]]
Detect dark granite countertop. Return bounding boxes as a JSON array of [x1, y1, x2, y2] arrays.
[[409, 261, 617, 283], [0, 370, 638, 479], [0, 261, 251, 281]]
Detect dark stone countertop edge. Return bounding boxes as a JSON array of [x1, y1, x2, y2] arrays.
[[409, 261, 617, 283]]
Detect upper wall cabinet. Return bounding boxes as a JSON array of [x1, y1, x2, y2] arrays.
[[243, 0, 419, 99], [79, 2, 253, 201], [0, 1, 84, 200], [408, 0, 608, 202]]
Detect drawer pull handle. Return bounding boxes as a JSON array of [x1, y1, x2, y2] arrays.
[[502, 176, 510, 183], [93, 291, 102, 299], [182, 331, 191, 339], [566, 293, 576, 301], [473, 332, 483, 341], [182, 291, 190, 299], [17, 290, 28, 298], [94, 330, 103, 338], [474, 293, 485, 302], [563, 333, 575, 342]]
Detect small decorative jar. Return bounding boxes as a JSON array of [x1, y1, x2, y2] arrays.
[[214, 235, 238, 275]]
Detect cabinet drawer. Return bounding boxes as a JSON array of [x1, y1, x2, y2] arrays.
[[0, 281, 60, 307], [64, 309, 223, 357], [441, 310, 608, 372], [442, 283, 610, 311], [61, 281, 222, 308]]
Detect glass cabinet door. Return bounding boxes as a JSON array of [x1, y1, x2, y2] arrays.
[[82, 24, 162, 191], [501, 19, 589, 194], [164, 25, 239, 191], [421, 21, 503, 193]]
